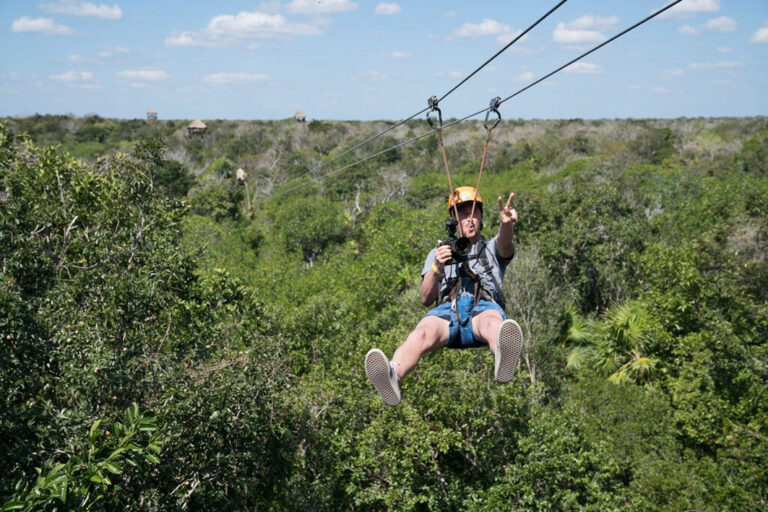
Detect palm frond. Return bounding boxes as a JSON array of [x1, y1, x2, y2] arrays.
[[566, 345, 595, 371]]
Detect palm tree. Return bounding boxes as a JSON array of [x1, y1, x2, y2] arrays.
[[601, 301, 657, 383], [562, 300, 657, 384]]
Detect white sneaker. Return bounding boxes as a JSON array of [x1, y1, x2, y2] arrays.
[[495, 319, 523, 383], [365, 348, 401, 406]]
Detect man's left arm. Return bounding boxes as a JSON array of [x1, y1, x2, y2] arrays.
[[496, 192, 518, 259]]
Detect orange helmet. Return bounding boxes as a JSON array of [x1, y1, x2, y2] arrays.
[[448, 186, 483, 215]]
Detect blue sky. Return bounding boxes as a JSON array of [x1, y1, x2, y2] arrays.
[[1, 0, 767, 120]]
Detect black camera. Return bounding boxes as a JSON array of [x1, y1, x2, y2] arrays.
[[443, 219, 471, 261]]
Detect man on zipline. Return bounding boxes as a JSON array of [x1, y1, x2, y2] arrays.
[[365, 186, 524, 406]]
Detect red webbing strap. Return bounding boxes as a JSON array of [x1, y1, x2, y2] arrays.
[[469, 125, 494, 224], [436, 124, 463, 237]]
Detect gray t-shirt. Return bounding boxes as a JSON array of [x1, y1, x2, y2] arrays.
[[421, 236, 513, 308]]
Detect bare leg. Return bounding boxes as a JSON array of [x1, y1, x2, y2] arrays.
[[471, 309, 504, 353], [391, 316, 450, 380]]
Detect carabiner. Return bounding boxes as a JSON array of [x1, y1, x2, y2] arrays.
[[427, 95, 442, 129], [484, 96, 502, 130]]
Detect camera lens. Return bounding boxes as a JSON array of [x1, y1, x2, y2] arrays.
[[453, 236, 471, 256]]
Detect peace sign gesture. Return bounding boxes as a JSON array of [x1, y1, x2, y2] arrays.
[[498, 192, 518, 225]]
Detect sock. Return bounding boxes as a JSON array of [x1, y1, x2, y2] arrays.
[[389, 360, 401, 382]]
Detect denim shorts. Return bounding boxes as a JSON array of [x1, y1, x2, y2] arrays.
[[424, 295, 506, 349]]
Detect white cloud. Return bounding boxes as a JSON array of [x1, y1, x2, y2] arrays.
[[438, 71, 463, 78], [514, 71, 535, 82], [358, 70, 387, 82], [388, 50, 410, 59], [717, 46, 732, 53], [688, 61, 742, 70], [563, 62, 604, 74], [750, 26, 768, 43], [566, 15, 619, 30], [164, 32, 213, 47], [207, 11, 323, 37], [658, 0, 719, 19], [50, 70, 93, 82], [496, 29, 529, 46], [285, 0, 357, 14], [67, 53, 85, 62], [11, 16, 75, 35], [165, 10, 323, 47], [552, 14, 618, 45], [553, 23, 604, 44], [703, 16, 737, 32], [374, 3, 401, 15], [39, 1, 122, 20], [116, 69, 169, 81], [98, 46, 129, 58], [202, 72, 271, 84], [651, 86, 671, 94], [679, 15, 737, 36], [664, 67, 686, 77], [453, 18, 510, 37], [49, 70, 101, 88], [452, 18, 528, 46]]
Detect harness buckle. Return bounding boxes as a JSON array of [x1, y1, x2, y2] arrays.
[[427, 95, 442, 129], [484, 96, 502, 130]]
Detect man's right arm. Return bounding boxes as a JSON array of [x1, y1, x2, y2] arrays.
[[420, 245, 452, 306]]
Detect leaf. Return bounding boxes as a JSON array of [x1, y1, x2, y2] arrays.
[[144, 453, 160, 464], [104, 463, 122, 475], [137, 417, 157, 432], [126, 402, 139, 424], [89, 419, 102, 443], [1, 502, 26, 511]]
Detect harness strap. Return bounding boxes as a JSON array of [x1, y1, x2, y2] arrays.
[[469, 124, 495, 224], [439, 241, 506, 309], [436, 124, 463, 237]]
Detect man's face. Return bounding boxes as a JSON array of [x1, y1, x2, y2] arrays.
[[454, 202, 482, 239]]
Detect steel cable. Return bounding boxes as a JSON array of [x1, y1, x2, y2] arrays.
[[438, 0, 568, 104], [279, 0, 569, 192], [277, 0, 683, 195]]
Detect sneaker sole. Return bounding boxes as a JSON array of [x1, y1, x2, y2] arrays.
[[365, 349, 400, 406], [496, 319, 523, 383]]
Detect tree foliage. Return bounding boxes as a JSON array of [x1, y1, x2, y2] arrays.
[[2, 116, 767, 510]]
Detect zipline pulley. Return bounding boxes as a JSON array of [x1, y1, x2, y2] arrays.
[[427, 95, 442, 129], [484, 96, 502, 131]]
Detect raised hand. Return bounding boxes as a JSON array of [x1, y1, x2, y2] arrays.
[[497, 193, 518, 225]]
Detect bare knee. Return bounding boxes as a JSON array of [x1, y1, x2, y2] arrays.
[[473, 310, 503, 348], [408, 325, 443, 353]]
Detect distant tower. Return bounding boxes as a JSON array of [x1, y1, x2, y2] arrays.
[[147, 108, 158, 121], [294, 110, 306, 122]]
